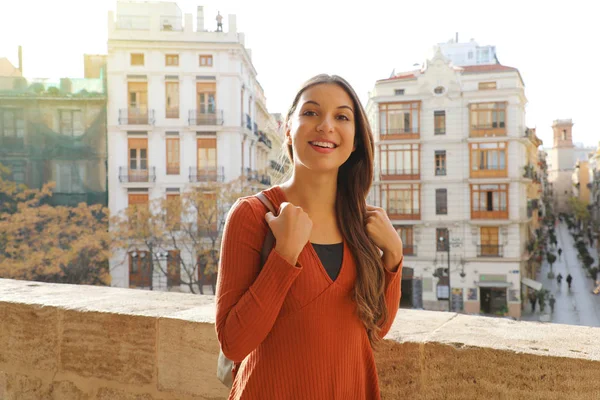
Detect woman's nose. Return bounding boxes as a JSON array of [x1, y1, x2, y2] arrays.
[[316, 115, 335, 133]]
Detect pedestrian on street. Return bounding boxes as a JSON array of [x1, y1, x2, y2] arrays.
[[529, 291, 537, 312], [558, 247, 562, 261], [557, 273, 563, 286], [566, 274, 573, 289], [549, 294, 556, 313]]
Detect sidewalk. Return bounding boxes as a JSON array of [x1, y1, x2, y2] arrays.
[[520, 221, 600, 326]]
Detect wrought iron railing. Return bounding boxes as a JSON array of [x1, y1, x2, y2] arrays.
[[119, 167, 156, 183], [477, 245, 504, 257], [188, 166, 224, 183], [188, 109, 223, 125], [119, 108, 155, 125]]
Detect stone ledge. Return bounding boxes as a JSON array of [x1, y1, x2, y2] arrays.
[[1, 278, 600, 399]]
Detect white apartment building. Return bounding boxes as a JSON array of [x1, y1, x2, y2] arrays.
[[366, 46, 542, 318], [107, 1, 281, 291]]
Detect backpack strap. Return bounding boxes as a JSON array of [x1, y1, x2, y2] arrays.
[[255, 192, 277, 266]]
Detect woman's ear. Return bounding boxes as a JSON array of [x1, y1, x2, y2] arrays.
[[285, 128, 292, 145]]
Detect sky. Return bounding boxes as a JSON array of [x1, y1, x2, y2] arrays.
[[1, 0, 599, 148]]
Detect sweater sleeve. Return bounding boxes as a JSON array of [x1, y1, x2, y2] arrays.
[[379, 257, 403, 338], [215, 198, 302, 362]]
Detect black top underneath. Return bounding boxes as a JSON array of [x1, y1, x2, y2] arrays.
[[311, 243, 344, 281]]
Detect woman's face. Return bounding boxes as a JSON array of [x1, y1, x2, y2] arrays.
[[286, 83, 356, 173]]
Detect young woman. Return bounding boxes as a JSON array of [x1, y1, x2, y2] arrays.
[[216, 74, 403, 399]]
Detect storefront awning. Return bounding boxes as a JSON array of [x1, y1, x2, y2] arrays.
[[521, 277, 543, 291], [475, 281, 512, 288]]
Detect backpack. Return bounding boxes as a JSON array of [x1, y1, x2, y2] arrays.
[[217, 192, 277, 388]]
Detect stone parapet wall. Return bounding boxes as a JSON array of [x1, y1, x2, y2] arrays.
[[1, 278, 599, 400]]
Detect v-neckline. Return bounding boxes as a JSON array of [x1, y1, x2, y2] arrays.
[[270, 185, 347, 286]]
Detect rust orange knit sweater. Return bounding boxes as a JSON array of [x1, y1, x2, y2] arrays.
[[216, 186, 402, 400]]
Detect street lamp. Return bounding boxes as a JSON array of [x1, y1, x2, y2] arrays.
[[438, 235, 452, 312]]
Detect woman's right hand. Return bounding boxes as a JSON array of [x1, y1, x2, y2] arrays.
[[265, 202, 313, 265]]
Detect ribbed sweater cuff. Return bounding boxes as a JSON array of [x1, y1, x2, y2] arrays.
[[249, 249, 302, 307], [384, 256, 403, 283]]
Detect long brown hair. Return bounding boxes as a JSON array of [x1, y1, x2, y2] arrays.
[[282, 74, 387, 346]]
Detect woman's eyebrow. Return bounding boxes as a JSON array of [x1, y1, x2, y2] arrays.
[[302, 100, 353, 113]]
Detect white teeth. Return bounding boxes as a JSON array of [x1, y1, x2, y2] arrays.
[[311, 141, 335, 148]]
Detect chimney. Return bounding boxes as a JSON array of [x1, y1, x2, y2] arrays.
[[197, 6, 204, 31], [18, 45, 23, 74]]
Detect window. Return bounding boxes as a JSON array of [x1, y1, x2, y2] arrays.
[[127, 82, 148, 123], [165, 54, 179, 66], [129, 250, 151, 288], [381, 184, 420, 219], [166, 193, 181, 230], [435, 189, 447, 215], [166, 138, 180, 175], [433, 86, 445, 95], [436, 228, 449, 251], [562, 130, 567, 141], [197, 138, 217, 177], [128, 138, 148, 171], [54, 161, 85, 193], [128, 193, 149, 231], [165, 82, 179, 118], [394, 89, 405, 96], [468, 51, 473, 59], [379, 143, 419, 178], [435, 150, 446, 176], [470, 102, 506, 136], [59, 110, 84, 136], [0, 108, 25, 145], [480, 227, 500, 256], [470, 142, 507, 177], [478, 81, 497, 90], [199, 55, 213, 66], [395, 225, 414, 255], [167, 250, 181, 287], [434, 111, 446, 134], [379, 102, 420, 137], [130, 53, 144, 66], [196, 82, 217, 118], [471, 184, 509, 219]]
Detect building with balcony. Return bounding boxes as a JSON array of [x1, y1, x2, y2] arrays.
[[107, 1, 281, 291], [572, 160, 592, 204], [366, 43, 540, 318], [0, 64, 107, 206]]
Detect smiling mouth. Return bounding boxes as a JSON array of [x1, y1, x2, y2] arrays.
[[309, 141, 338, 149]]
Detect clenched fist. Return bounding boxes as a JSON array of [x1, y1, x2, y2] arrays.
[[265, 202, 313, 265]]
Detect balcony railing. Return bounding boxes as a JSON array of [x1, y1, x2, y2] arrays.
[[470, 123, 506, 138], [166, 165, 180, 175], [166, 108, 179, 119], [434, 128, 446, 135], [119, 108, 155, 125], [471, 207, 509, 220], [116, 15, 150, 30], [403, 245, 417, 256], [188, 110, 223, 126], [380, 168, 420, 180], [246, 114, 252, 130], [160, 15, 183, 31], [188, 166, 224, 183], [387, 208, 420, 220], [258, 131, 272, 148], [270, 160, 284, 173], [119, 167, 156, 183], [253, 122, 259, 136], [380, 127, 419, 139], [477, 245, 504, 257]]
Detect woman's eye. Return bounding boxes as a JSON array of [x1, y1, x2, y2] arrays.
[[337, 115, 350, 121], [303, 110, 317, 116]]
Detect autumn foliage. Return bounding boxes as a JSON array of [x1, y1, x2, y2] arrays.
[[0, 163, 111, 285]]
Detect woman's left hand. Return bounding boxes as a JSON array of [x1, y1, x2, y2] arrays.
[[365, 205, 403, 258]]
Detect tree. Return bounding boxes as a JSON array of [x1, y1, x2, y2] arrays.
[[110, 177, 256, 294], [0, 163, 110, 284], [567, 196, 590, 231]]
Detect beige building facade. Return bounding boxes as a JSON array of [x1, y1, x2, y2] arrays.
[[366, 44, 542, 318]]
